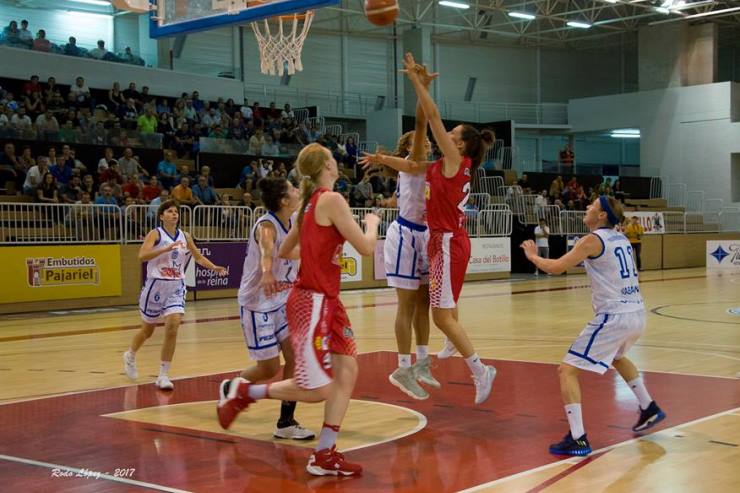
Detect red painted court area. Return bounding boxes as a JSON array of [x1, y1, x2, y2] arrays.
[[1, 351, 738, 492]]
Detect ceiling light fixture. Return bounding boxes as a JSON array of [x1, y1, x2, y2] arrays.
[[438, 1, 470, 9]]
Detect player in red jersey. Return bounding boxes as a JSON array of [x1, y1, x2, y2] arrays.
[[360, 53, 496, 404], [217, 143, 379, 477]]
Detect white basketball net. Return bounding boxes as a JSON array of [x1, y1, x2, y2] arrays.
[[251, 11, 314, 76]]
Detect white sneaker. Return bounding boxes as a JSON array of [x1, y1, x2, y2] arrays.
[[123, 350, 138, 380], [436, 339, 458, 359], [473, 365, 496, 405], [155, 375, 174, 390], [413, 356, 441, 389], [389, 366, 429, 400], [274, 423, 316, 440]]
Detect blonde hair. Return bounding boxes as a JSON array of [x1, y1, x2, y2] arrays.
[[394, 131, 415, 158], [296, 143, 330, 228]]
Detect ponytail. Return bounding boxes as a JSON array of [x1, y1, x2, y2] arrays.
[[297, 175, 316, 228]]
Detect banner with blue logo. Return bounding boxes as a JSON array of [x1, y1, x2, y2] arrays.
[[706, 240, 740, 271]]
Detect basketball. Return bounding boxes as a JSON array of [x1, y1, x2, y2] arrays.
[[364, 0, 399, 26]]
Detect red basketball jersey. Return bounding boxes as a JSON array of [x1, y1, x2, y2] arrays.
[[295, 188, 345, 298], [425, 156, 472, 232]]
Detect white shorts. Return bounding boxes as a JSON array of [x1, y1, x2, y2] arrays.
[[240, 304, 289, 361], [563, 310, 646, 375], [139, 278, 186, 324], [384, 217, 429, 290]]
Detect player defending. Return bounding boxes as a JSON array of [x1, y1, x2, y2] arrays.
[[521, 196, 666, 456], [217, 143, 379, 476], [384, 73, 439, 400], [219, 177, 314, 440], [124, 200, 226, 390]]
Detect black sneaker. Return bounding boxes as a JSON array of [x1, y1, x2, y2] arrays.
[[632, 401, 666, 432], [549, 432, 592, 456]]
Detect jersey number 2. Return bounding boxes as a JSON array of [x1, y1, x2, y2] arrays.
[[457, 182, 471, 213], [614, 246, 638, 279]]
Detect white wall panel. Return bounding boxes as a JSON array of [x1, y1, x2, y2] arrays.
[[114, 14, 139, 54], [346, 36, 392, 100], [540, 49, 622, 103], [173, 27, 235, 78]]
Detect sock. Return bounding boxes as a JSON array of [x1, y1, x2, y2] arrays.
[[416, 345, 429, 360], [398, 354, 412, 368], [627, 377, 653, 410], [247, 383, 268, 400], [277, 401, 297, 428], [159, 361, 170, 377], [317, 422, 340, 451], [565, 403, 585, 439], [465, 353, 486, 377], [127, 348, 136, 357]]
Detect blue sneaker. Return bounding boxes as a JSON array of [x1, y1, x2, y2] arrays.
[[549, 432, 592, 456], [632, 401, 666, 432]]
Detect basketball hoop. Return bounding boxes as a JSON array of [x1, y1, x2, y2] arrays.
[[251, 10, 314, 76]]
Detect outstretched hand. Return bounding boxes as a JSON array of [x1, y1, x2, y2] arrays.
[[359, 151, 383, 171], [402, 52, 438, 87], [520, 240, 537, 260]]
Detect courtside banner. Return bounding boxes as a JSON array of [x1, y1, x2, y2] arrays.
[[617, 211, 665, 235], [706, 240, 740, 271], [341, 243, 363, 283], [468, 237, 511, 273], [0, 245, 121, 303]]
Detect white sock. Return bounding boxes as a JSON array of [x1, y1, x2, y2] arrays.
[[398, 354, 412, 368], [627, 377, 653, 410], [126, 348, 136, 358], [464, 353, 486, 377], [416, 345, 429, 360], [565, 403, 585, 439], [159, 361, 170, 377], [247, 384, 268, 400]]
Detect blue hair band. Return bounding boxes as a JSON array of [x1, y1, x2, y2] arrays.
[[599, 195, 619, 226]]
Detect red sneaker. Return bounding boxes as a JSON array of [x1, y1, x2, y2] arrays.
[[306, 446, 363, 476], [216, 377, 254, 429]]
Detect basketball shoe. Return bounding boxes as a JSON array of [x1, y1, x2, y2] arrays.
[[155, 375, 174, 390], [436, 339, 458, 359], [274, 422, 316, 440], [217, 377, 254, 429], [389, 366, 428, 400], [306, 446, 362, 476], [123, 350, 137, 380], [549, 432, 592, 456], [473, 365, 496, 404], [413, 356, 441, 388], [632, 401, 666, 432]]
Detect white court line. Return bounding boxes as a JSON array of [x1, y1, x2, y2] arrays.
[[0, 453, 191, 492], [458, 406, 740, 492]]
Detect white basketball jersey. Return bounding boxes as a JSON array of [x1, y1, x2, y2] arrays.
[[396, 170, 426, 224], [238, 212, 298, 311], [584, 228, 644, 315], [146, 227, 190, 280]]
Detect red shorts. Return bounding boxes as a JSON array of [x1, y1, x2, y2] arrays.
[[286, 287, 357, 389], [428, 230, 471, 309]]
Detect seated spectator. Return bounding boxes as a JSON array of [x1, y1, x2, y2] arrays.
[[50, 155, 73, 186], [36, 172, 59, 203], [119, 98, 139, 129], [0, 142, 20, 189], [171, 176, 197, 206], [191, 91, 204, 112], [2, 21, 24, 48], [240, 191, 256, 210], [335, 170, 351, 194], [81, 174, 95, 197], [62, 175, 83, 203], [23, 75, 42, 96], [122, 174, 144, 202], [35, 109, 59, 140], [23, 155, 49, 195], [68, 148, 86, 173], [534, 189, 549, 217], [89, 40, 109, 60], [140, 86, 154, 106], [157, 150, 178, 189], [0, 107, 9, 135], [240, 99, 253, 120], [240, 160, 256, 183], [137, 105, 157, 134], [517, 173, 530, 191], [45, 89, 65, 115], [351, 171, 373, 207], [68, 77, 91, 109], [200, 165, 215, 187], [90, 121, 107, 145], [18, 20, 33, 48], [147, 188, 170, 221], [98, 148, 115, 172], [24, 91, 45, 119], [32, 29, 51, 52], [58, 145, 76, 169], [183, 98, 197, 122], [192, 175, 218, 205], [123, 82, 141, 105], [549, 175, 564, 200], [120, 46, 144, 66], [63, 36, 81, 56], [99, 161, 123, 185], [108, 82, 126, 112], [11, 107, 35, 139], [209, 124, 228, 139], [95, 184, 119, 208], [156, 98, 171, 115], [281, 103, 294, 119], [19, 146, 35, 169], [174, 122, 194, 157], [142, 176, 161, 202], [261, 135, 280, 156], [249, 129, 265, 155], [3, 91, 20, 112]]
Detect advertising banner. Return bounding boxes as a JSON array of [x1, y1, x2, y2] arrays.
[[145, 242, 247, 290], [341, 243, 363, 283], [706, 240, 740, 271], [1, 245, 122, 303], [468, 237, 511, 273], [617, 211, 665, 235]]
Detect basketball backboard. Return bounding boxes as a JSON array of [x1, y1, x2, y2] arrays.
[[149, 0, 340, 38]]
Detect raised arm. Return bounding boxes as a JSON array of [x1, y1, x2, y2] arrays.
[[408, 65, 436, 163], [521, 234, 602, 275], [185, 232, 227, 274], [403, 53, 461, 174], [359, 152, 428, 175]]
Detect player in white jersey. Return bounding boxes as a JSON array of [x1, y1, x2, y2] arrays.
[[123, 199, 226, 390], [384, 91, 441, 400], [521, 195, 666, 456], [220, 177, 314, 440]]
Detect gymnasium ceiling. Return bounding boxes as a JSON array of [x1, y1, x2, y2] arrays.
[[318, 0, 740, 49]]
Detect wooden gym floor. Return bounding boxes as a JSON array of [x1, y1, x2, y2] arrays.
[[0, 267, 738, 492]]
